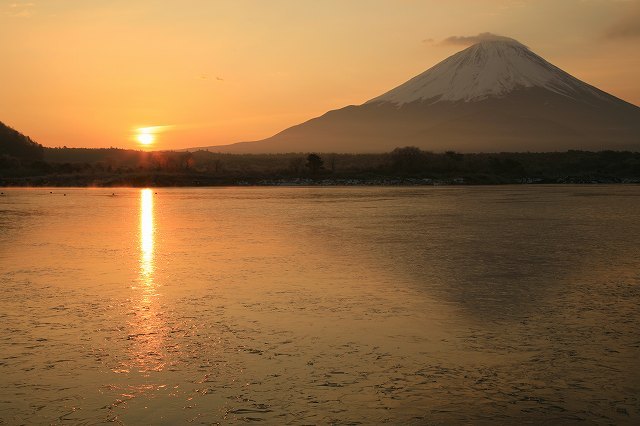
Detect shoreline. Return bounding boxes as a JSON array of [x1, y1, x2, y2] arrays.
[[4, 149, 640, 188], [2, 176, 640, 188]]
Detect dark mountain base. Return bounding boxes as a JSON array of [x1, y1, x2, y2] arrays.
[[2, 149, 640, 187], [206, 88, 640, 154]]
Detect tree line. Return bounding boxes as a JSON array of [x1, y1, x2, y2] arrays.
[[2, 145, 640, 186]]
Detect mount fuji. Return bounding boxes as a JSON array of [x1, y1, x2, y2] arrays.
[[205, 37, 640, 153]]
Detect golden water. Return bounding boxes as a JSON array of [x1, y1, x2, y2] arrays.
[[0, 186, 639, 424]]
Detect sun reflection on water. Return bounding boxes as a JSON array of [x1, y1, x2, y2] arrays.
[[140, 188, 154, 279], [123, 189, 166, 374]]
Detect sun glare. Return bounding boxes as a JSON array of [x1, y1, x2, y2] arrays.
[[137, 128, 155, 146], [137, 133, 154, 145]]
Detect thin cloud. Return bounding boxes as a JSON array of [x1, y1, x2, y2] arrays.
[[604, 1, 640, 39], [134, 125, 175, 135], [6, 1, 35, 18], [199, 74, 225, 82], [440, 32, 517, 46]]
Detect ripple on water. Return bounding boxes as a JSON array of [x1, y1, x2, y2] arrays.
[[0, 186, 639, 424]]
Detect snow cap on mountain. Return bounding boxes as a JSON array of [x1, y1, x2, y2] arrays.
[[366, 37, 606, 104]]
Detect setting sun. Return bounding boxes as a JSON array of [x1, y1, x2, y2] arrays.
[[136, 128, 155, 146]]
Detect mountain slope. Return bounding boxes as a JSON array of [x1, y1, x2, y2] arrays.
[[366, 39, 614, 104], [0, 121, 44, 160], [202, 38, 640, 153]]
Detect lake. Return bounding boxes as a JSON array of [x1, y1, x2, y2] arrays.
[[1, 186, 639, 424]]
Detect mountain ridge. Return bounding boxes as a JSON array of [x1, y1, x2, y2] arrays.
[[194, 38, 640, 153], [366, 39, 616, 105]]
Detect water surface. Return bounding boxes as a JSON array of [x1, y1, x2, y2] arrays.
[[1, 186, 639, 424]]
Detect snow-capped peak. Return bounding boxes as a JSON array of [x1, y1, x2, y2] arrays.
[[366, 38, 604, 104]]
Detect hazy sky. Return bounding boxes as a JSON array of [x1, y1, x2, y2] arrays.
[[1, 0, 639, 150]]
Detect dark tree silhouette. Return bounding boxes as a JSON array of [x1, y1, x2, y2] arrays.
[[445, 150, 464, 161], [306, 153, 324, 174], [0, 121, 44, 160], [3, 143, 640, 186], [288, 157, 305, 174], [391, 146, 424, 173]]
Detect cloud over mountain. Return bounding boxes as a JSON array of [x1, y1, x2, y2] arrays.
[[440, 32, 517, 46]]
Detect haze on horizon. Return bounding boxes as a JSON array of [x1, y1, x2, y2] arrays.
[[1, 0, 639, 151]]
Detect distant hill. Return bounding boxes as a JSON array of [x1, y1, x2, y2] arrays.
[[44, 147, 141, 164], [0, 121, 44, 160], [196, 37, 640, 153]]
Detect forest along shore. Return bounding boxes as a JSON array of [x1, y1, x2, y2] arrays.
[[2, 147, 640, 187]]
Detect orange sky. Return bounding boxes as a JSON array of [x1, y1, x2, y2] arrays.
[[1, 0, 639, 150]]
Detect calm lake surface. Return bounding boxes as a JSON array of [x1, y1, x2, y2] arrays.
[[1, 186, 639, 424]]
